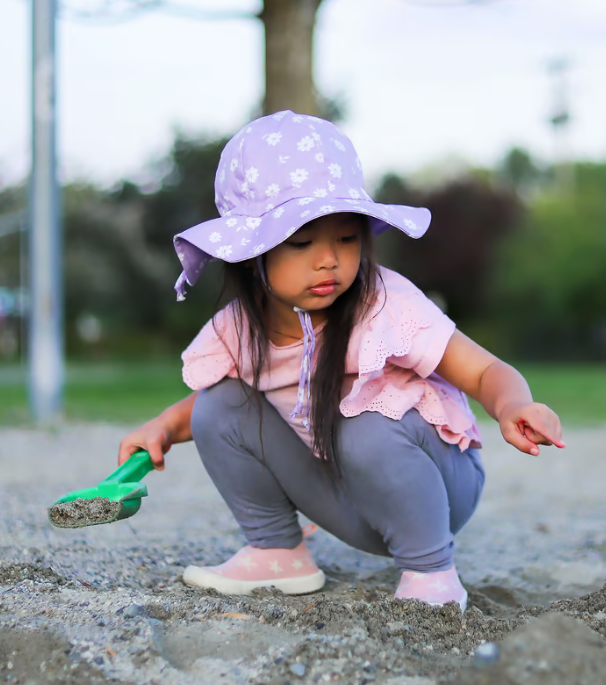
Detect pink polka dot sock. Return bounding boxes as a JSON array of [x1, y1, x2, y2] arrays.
[[183, 541, 325, 596], [394, 565, 467, 611]]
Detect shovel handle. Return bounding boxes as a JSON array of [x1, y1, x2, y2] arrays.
[[102, 450, 155, 485]]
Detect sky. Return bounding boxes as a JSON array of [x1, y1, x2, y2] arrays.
[[0, 0, 605, 189]]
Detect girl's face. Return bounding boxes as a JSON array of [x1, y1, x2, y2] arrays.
[[264, 213, 363, 313]]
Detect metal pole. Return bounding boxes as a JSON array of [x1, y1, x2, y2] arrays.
[[29, 0, 64, 423]]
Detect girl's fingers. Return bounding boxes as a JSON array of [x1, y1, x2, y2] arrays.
[[521, 426, 553, 446], [118, 442, 137, 466], [521, 416, 566, 449], [502, 424, 541, 456], [500, 404, 566, 455], [118, 434, 168, 470], [518, 404, 566, 448], [146, 440, 166, 471]]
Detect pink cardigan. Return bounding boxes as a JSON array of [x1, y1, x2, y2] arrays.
[[182, 267, 482, 452]]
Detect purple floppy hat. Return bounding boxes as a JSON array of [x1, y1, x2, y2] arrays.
[[173, 110, 431, 300]]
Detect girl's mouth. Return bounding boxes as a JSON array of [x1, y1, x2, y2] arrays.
[[310, 280, 337, 296]]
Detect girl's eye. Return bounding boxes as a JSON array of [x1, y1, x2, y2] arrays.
[[287, 240, 312, 249], [339, 234, 359, 243]]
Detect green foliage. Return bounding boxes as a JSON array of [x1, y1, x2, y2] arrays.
[[490, 163, 606, 360], [3, 138, 606, 364], [0, 184, 26, 289], [374, 173, 521, 323], [61, 136, 230, 354], [497, 146, 543, 195]]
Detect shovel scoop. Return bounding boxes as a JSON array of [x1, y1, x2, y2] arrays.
[[48, 450, 155, 528]]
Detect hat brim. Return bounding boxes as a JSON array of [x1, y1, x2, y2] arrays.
[[173, 197, 431, 288]]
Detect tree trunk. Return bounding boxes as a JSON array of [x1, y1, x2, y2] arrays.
[[261, 0, 323, 116]]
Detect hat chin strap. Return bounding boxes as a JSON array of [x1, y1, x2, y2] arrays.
[[256, 256, 314, 433], [289, 307, 315, 431], [175, 271, 190, 301]]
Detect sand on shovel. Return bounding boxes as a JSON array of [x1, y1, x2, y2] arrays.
[[48, 497, 121, 527]]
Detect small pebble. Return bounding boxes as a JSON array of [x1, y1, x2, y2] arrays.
[[289, 662, 306, 677], [124, 604, 145, 618], [316, 622, 325, 629], [473, 642, 500, 665]]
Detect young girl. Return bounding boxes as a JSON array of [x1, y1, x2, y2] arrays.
[[118, 110, 564, 611]]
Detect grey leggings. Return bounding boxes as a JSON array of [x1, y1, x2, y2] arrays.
[[191, 379, 485, 572]]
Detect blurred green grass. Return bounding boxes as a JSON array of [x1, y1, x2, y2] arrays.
[[0, 361, 187, 426], [468, 364, 606, 426], [1, 361, 605, 427]]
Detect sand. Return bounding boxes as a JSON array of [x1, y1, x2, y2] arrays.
[[1, 421, 606, 684], [48, 498, 122, 528]]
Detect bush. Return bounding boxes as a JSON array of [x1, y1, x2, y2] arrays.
[[490, 164, 606, 360]]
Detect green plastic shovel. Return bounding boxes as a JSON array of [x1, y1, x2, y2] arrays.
[[48, 450, 155, 528]]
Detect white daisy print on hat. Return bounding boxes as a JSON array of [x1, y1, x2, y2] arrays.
[[245, 167, 259, 183], [265, 132, 282, 146], [290, 169, 309, 186], [246, 217, 262, 229], [297, 136, 315, 152], [216, 245, 233, 258]]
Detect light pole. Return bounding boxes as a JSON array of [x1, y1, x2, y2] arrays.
[[548, 57, 574, 194], [29, 0, 64, 423]]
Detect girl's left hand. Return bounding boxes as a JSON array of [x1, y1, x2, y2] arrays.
[[497, 402, 565, 456]]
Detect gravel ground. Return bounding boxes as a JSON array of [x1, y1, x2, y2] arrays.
[[2, 421, 606, 684]]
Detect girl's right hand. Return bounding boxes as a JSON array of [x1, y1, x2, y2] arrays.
[[118, 417, 173, 471]]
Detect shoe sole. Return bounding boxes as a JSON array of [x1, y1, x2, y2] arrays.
[[395, 589, 468, 612], [182, 565, 326, 596]]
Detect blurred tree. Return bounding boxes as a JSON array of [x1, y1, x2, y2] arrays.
[[262, 0, 324, 115], [62, 183, 172, 334], [0, 185, 26, 289], [497, 147, 543, 197], [374, 174, 521, 324], [490, 162, 606, 360], [138, 134, 229, 249], [59, 137, 229, 354], [58, 154, 606, 362]]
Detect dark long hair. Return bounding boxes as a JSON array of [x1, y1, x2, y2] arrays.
[[213, 215, 382, 475]]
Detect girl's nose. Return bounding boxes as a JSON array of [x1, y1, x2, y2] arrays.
[[315, 244, 338, 269]]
